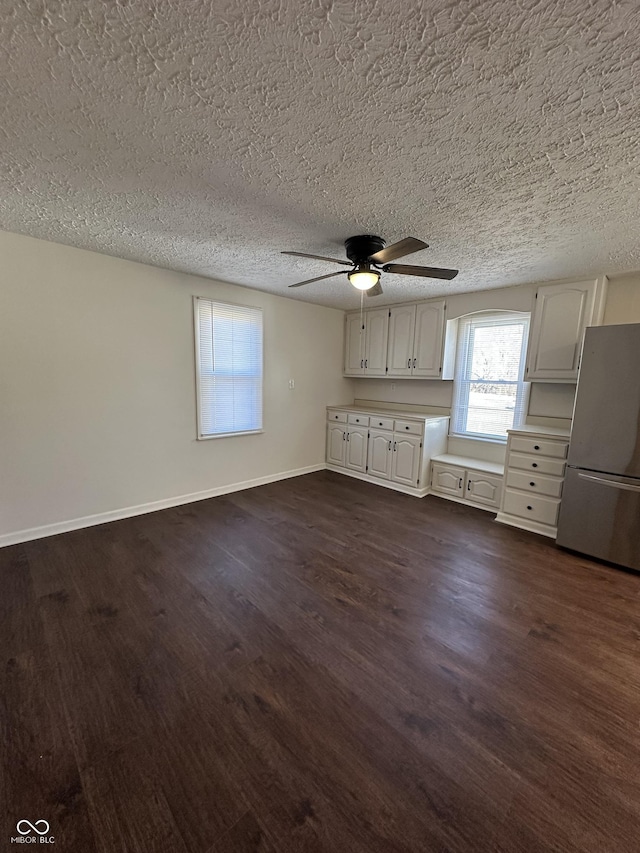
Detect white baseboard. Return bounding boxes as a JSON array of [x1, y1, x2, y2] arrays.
[[0, 464, 326, 549]]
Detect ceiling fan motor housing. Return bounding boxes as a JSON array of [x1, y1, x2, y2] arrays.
[[344, 235, 385, 265]]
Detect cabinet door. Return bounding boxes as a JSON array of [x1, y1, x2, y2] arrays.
[[413, 299, 446, 377], [465, 471, 503, 508], [326, 424, 346, 466], [364, 308, 389, 376], [367, 430, 392, 480], [525, 281, 601, 382], [431, 463, 464, 496], [345, 426, 368, 472], [344, 313, 364, 375], [386, 304, 416, 377], [391, 435, 422, 487]]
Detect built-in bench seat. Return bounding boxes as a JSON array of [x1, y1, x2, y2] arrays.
[[430, 454, 504, 511]]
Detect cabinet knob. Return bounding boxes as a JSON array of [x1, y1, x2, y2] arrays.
[[534, 445, 540, 450], [530, 481, 536, 487], [526, 505, 533, 511], [405, 425, 410, 430], [532, 463, 538, 468]]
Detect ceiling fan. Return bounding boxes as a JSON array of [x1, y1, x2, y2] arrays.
[[282, 235, 458, 297]]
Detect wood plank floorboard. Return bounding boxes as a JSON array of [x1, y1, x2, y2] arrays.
[[3, 470, 640, 851]]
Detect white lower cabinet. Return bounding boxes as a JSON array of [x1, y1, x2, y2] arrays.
[[367, 430, 393, 480], [432, 463, 464, 497], [326, 423, 346, 467], [392, 436, 422, 487], [367, 431, 421, 487], [496, 427, 570, 538], [326, 408, 449, 497], [431, 456, 504, 512], [345, 426, 368, 472]]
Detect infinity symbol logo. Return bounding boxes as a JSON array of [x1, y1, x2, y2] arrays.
[[16, 820, 50, 835]]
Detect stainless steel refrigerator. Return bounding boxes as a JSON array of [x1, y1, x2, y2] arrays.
[[556, 323, 640, 570]]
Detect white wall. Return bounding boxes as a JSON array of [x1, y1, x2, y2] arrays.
[[0, 230, 353, 543], [604, 273, 640, 325]]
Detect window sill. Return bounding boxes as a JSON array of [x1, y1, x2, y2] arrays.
[[448, 432, 507, 445], [198, 429, 264, 441]]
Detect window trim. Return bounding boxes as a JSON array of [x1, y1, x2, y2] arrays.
[[193, 296, 264, 440], [450, 310, 530, 444]]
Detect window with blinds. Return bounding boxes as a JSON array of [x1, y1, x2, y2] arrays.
[[451, 312, 530, 442], [194, 297, 263, 439]]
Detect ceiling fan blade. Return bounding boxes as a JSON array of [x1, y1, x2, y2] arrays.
[[383, 263, 459, 280], [281, 251, 351, 266], [365, 282, 384, 297], [369, 237, 429, 264], [288, 271, 348, 288]]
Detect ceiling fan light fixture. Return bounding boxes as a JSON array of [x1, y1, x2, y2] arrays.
[[348, 268, 380, 291]]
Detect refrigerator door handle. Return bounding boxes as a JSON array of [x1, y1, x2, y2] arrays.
[[578, 472, 640, 493]]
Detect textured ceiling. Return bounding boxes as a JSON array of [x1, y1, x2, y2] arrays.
[[1, 0, 639, 309]]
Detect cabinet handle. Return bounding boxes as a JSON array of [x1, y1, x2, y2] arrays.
[[347, 433, 350, 441], [343, 432, 346, 440], [458, 478, 463, 488], [361, 359, 364, 368], [388, 441, 391, 451], [413, 358, 416, 368], [393, 441, 397, 451], [467, 480, 471, 490], [534, 445, 540, 450], [407, 358, 411, 368], [365, 359, 368, 368]]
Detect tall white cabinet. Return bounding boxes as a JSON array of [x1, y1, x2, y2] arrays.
[[525, 277, 607, 382]]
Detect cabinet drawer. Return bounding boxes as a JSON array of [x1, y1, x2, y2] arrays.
[[327, 410, 348, 423], [508, 452, 566, 477], [370, 416, 394, 431], [502, 489, 560, 527], [509, 436, 568, 459], [506, 470, 564, 498], [348, 413, 369, 426], [394, 419, 422, 436]]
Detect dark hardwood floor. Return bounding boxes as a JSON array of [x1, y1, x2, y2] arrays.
[[3, 470, 640, 852]]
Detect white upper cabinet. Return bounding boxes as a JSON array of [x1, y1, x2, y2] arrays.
[[525, 278, 607, 382], [413, 299, 446, 377], [386, 298, 446, 379], [364, 308, 390, 376], [344, 309, 389, 376], [387, 304, 416, 376], [344, 313, 365, 375]]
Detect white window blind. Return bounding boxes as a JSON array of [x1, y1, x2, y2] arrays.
[[195, 297, 263, 438], [451, 313, 530, 442]]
